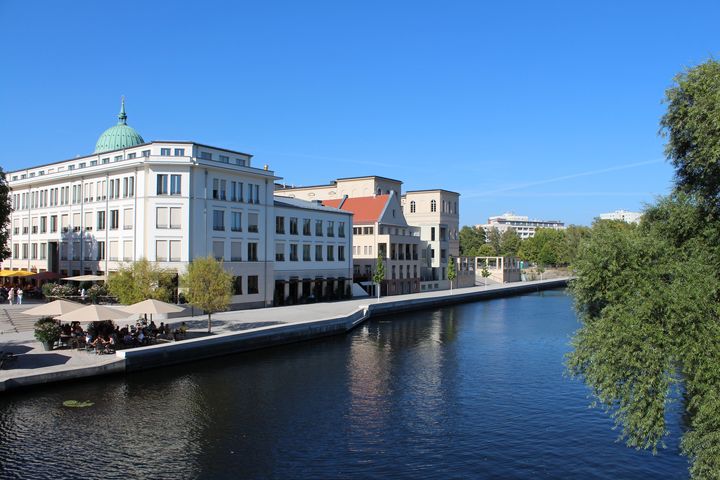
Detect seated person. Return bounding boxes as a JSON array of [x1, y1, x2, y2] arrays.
[[149, 320, 158, 335]]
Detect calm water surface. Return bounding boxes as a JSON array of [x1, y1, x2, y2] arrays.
[[0, 290, 689, 479]]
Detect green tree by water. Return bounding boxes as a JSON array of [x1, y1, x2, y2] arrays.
[[459, 226, 486, 256], [447, 256, 457, 293], [499, 229, 522, 256], [568, 59, 720, 479], [182, 256, 233, 333], [372, 254, 385, 300], [107, 259, 174, 304], [0, 169, 11, 261]]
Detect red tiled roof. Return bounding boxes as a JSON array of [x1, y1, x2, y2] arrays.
[[322, 195, 389, 224]]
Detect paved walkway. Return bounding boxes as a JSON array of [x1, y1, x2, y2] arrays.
[[0, 279, 569, 387]]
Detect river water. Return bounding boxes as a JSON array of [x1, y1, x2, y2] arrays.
[[0, 290, 688, 479]]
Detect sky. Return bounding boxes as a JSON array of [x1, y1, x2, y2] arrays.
[[1, 0, 718, 226]]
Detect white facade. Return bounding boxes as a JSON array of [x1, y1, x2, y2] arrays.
[[478, 212, 565, 239], [5, 141, 354, 309], [598, 209, 642, 224]]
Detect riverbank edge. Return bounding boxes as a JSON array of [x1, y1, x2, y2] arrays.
[[0, 279, 568, 393]]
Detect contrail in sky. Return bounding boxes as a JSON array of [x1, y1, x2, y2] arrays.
[[463, 159, 666, 198]]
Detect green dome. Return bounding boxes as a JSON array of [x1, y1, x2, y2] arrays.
[[94, 99, 145, 153]]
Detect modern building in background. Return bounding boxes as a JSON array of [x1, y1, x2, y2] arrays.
[[276, 176, 460, 293], [478, 212, 565, 239], [598, 209, 642, 224], [4, 101, 352, 309]]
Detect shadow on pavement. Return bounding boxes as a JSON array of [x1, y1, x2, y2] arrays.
[[225, 321, 283, 331], [5, 353, 71, 370], [0, 344, 34, 354]]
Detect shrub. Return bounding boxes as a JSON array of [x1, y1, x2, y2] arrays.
[[34, 317, 62, 344]]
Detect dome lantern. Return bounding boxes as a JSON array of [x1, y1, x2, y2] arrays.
[[94, 97, 145, 153]]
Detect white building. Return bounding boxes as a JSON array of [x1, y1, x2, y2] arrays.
[[276, 176, 460, 293], [4, 100, 352, 308], [598, 209, 642, 224], [477, 212, 565, 239]]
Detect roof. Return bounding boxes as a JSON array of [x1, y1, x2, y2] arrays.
[[275, 175, 403, 191], [94, 99, 145, 153], [402, 189, 460, 196], [273, 196, 351, 215], [323, 195, 390, 223]]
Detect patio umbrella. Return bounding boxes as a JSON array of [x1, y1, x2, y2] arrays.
[[122, 299, 185, 315], [0, 270, 35, 277], [63, 275, 107, 282], [56, 305, 131, 323], [22, 299, 84, 317]]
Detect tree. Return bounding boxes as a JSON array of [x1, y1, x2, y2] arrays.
[[0, 169, 11, 261], [182, 256, 233, 333], [481, 267, 491, 288], [447, 256, 456, 293], [476, 243, 496, 257], [661, 59, 720, 216], [459, 226, 486, 256], [486, 227, 502, 255], [107, 259, 174, 305], [517, 228, 567, 267], [499, 229, 521, 256], [372, 254, 385, 301]]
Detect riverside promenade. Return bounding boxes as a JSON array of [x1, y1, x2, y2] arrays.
[[0, 278, 568, 392]]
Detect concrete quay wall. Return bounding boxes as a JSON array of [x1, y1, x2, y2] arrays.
[[1, 279, 567, 391]]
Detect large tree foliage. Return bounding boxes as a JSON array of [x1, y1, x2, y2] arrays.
[[517, 228, 568, 266], [661, 59, 720, 215], [0, 168, 11, 261], [458, 226, 486, 256], [107, 259, 174, 304], [182, 256, 233, 333], [570, 58, 720, 479]]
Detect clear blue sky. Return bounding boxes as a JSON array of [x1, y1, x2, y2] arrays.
[[1, 0, 718, 226]]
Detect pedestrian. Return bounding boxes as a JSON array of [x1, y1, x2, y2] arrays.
[[80, 287, 86, 301], [17, 288, 23, 305], [7, 288, 14, 305]]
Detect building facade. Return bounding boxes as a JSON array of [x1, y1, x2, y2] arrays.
[[478, 212, 565, 239], [598, 209, 642, 224], [4, 102, 352, 309]]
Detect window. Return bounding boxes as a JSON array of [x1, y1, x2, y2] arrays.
[[127, 153, 136, 159], [200, 151, 212, 160], [40, 216, 47, 233], [50, 215, 58, 233], [363, 227, 374, 235], [31, 243, 37, 260], [275, 243, 285, 261], [289, 243, 298, 261], [315, 244, 323, 261], [303, 244, 311, 261], [170, 175, 181, 195], [235, 158, 246, 166], [84, 212, 92, 230], [248, 275, 259, 294], [327, 245, 334, 261], [161, 148, 171, 156], [125, 177, 134, 197], [213, 241, 224, 261], [157, 174, 168, 195], [73, 213, 81, 232], [97, 211, 106, 230], [156, 241, 168, 261], [231, 242, 242, 261], [231, 212, 242, 231], [170, 208, 181, 229], [232, 276, 242, 294], [303, 219, 311, 236], [156, 207, 169, 228], [212, 179, 219, 199], [219, 180, 226, 200], [431, 199, 437, 212], [339, 222, 345, 238], [174, 148, 185, 156], [142, 150, 150, 157], [247, 242, 258, 262], [409, 200, 415, 213], [97, 241, 105, 261], [315, 220, 323, 236], [327, 221, 335, 237], [339, 245, 346, 261], [248, 213, 259, 233], [102, 157, 109, 164], [72, 241, 80, 260], [288, 217, 298, 235], [169, 241, 181, 261], [110, 210, 119, 230], [219, 155, 229, 163], [276, 216, 285, 234], [230, 181, 237, 201], [123, 209, 133, 229], [123, 241, 133, 261], [213, 210, 225, 231], [431, 227, 435, 241], [109, 241, 118, 261]]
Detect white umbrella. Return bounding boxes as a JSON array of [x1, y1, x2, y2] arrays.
[[63, 275, 107, 282], [22, 299, 84, 317], [56, 305, 131, 323], [122, 299, 185, 315]]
